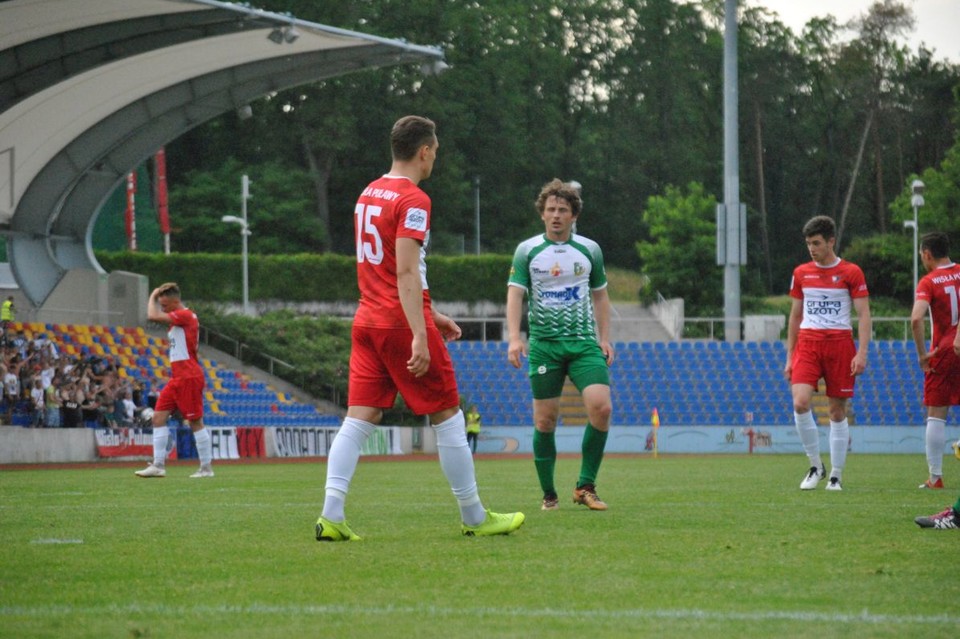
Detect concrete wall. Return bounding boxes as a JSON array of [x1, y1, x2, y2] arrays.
[[29, 268, 147, 327], [2, 424, 957, 464], [0, 426, 96, 463]]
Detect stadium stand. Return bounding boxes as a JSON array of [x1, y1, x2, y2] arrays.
[[448, 340, 924, 427], [3, 321, 339, 428]]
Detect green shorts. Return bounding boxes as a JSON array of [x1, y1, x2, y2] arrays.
[[527, 338, 610, 399]]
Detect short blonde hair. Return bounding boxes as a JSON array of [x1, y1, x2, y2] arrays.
[[156, 282, 181, 298]]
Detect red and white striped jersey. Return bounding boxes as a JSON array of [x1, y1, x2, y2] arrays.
[[916, 262, 960, 350], [353, 175, 433, 329], [167, 307, 203, 378], [789, 259, 869, 340]]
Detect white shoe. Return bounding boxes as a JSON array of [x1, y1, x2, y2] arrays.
[[135, 464, 166, 478], [190, 466, 214, 478], [800, 465, 825, 490], [825, 477, 842, 491]]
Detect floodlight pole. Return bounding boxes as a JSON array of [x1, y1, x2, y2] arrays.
[[473, 175, 481, 255], [221, 174, 253, 316], [718, 0, 744, 342], [907, 179, 925, 293]]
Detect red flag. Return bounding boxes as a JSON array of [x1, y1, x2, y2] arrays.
[[124, 171, 137, 250], [651, 407, 660, 429], [154, 148, 170, 234]]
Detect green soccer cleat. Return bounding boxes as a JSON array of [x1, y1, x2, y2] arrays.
[[315, 516, 361, 542], [461, 510, 525, 537]]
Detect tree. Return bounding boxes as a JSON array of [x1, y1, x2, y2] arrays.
[[167, 158, 327, 254], [636, 182, 721, 314]]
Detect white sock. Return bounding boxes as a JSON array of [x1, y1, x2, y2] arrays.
[[152, 426, 169, 467], [829, 419, 849, 479], [322, 418, 375, 522], [435, 411, 486, 526], [193, 427, 212, 468], [925, 417, 946, 478], [794, 411, 821, 469]]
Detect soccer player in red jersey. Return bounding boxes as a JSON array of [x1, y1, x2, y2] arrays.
[[910, 232, 960, 490], [314, 116, 524, 541], [135, 283, 213, 478], [784, 216, 871, 491]]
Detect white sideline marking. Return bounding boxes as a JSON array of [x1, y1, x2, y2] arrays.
[[0, 603, 957, 625], [30, 538, 84, 545]]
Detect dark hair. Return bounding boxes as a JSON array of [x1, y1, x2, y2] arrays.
[[920, 232, 949, 259], [390, 116, 436, 161], [535, 178, 583, 218], [802, 215, 836, 240]]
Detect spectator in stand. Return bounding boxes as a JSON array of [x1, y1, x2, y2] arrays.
[[61, 386, 83, 428], [81, 391, 102, 429], [30, 378, 44, 427], [44, 376, 61, 428], [3, 363, 19, 424], [121, 389, 136, 427], [0, 296, 13, 345]]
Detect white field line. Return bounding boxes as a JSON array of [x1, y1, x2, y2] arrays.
[[0, 603, 957, 626]]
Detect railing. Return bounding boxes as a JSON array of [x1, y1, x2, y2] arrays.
[[679, 316, 917, 341], [196, 325, 342, 405]]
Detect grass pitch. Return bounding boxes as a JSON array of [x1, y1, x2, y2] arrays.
[[1, 454, 957, 639]]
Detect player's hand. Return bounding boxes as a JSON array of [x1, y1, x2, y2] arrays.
[[850, 352, 867, 376], [507, 338, 527, 369], [600, 341, 615, 366], [433, 312, 462, 342], [782, 360, 792, 380], [407, 334, 430, 377], [918, 346, 937, 373]]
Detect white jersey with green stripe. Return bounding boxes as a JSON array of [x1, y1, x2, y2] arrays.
[[508, 233, 608, 341]]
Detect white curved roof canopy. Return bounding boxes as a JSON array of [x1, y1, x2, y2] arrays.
[[0, 0, 444, 305]]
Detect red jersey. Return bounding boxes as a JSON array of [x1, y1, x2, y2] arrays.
[[166, 307, 203, 378], [789, 258, 869, 341], [916, 262, 960, 350], [353, 175, 433, 328]]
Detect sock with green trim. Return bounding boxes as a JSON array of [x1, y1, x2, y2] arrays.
[[532, 429, 556, 495], [578, 423, 608, 488]]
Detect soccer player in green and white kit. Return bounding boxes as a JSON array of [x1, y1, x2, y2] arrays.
[[506, 178, 614, 511]]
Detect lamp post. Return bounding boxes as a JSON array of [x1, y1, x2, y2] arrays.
[[906, 179, 925, 292], [222, 174, 252, 316], [473, 176, 480, 255]]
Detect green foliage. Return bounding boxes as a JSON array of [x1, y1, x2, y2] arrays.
[[103, 0, 960, 304], [843, 234, 914, 304], [2, 457, 957, 638], [636, 183, 722, 314], [167, 158, 327, 254], [95, 251, 512, 304], [195, 306, 351, 404]]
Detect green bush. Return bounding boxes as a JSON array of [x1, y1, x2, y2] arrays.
[[97, 251, 513, 303]]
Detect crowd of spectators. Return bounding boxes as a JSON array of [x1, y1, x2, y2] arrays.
[[1, 329, 158, 428]]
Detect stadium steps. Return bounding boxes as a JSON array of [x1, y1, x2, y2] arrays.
[[558, 379, 588, 426]]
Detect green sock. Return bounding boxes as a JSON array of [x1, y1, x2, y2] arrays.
[[954, 495, 960, 514], [532, 430, 556, 495], [578, 423, 608, 488]]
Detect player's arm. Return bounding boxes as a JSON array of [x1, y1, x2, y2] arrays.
[[591, 286, 615, 365], [147, 288, 172, 324], [784, 297, 803, 379], [851, 296, 871, 375], [910, 298, 934, 370], [506, 285, 527, 369], [396, 236, 430, 377]]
